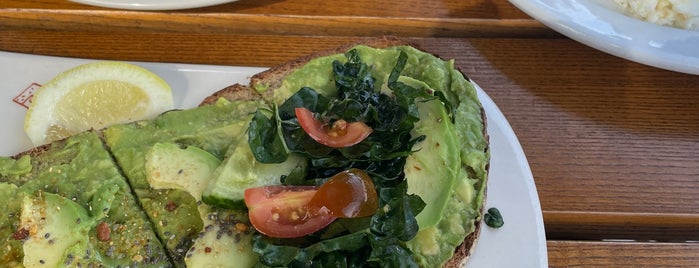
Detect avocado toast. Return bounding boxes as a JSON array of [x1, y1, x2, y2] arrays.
[[1, 37, 489, 267]]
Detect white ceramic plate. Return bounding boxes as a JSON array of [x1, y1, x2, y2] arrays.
[[70, 0, 238, 10], [509, 0, 699, 75], [0, 51, 547, 267]]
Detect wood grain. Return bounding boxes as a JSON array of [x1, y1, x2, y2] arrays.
[[0, 12, 553, 38], [0, 0, 554, 37], [546, 212, 699, 241], [548, 240, 699, 267], [1, 0, 532, 19]]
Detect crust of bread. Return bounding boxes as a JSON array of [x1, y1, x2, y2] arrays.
[[13, 142, 53, 159], [201, 36, 490, 267], [199, 83, 262, 105]]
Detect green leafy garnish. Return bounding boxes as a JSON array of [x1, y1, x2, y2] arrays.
[[484, 207, 504, 228], [248, 106, 289, 163]]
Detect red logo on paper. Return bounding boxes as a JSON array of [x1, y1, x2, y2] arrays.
[[13, 83, 42, 109]]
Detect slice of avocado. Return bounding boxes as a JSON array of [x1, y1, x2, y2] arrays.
[[145, 142, 222, 199], [20, 191, 93, 267], [185, 206, 258, 268], [393, 74, 460, 229], [202, 134, 307, 209], [144, 141, 259, 267], [404, 98, 459, 228]]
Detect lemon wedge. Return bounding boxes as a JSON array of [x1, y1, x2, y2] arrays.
[[25, 61, 174, 146]]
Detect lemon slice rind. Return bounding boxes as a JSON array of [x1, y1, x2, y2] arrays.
[[24, 61, 174, 146]]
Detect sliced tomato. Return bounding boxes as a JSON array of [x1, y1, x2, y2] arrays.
[[309, 168, 379, 218], [244, 185, 336, 238], [295, 107, 373, 148]]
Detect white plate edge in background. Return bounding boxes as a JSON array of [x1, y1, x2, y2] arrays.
[[509, 0, 699, 75], [70, 0, 238, 10]]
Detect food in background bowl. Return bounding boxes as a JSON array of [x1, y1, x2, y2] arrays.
[[614, 0, 699, 30]]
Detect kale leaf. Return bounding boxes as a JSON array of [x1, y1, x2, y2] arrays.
[[484, 207, 505, 228], [253, 230, 369, 267], [371, 181, 424, 242], [248, 106, 289, 163]]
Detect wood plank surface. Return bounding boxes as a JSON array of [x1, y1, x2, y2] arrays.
[[0, 0, 554, 37], [546, 212, 699, 241], [0, 12, 552, 37], [548, 240, 699, 267], [1, 0, 531, 18]]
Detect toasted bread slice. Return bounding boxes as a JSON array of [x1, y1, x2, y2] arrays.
[[200, 36, 489, 267]]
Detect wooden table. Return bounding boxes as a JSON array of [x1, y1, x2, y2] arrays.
[[3, 0, 699, 266]]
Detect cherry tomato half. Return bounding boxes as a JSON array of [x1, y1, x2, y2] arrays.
[[244, 185, 336, 238], [309, 168, 379, 218], [295, 107, 373, 148]]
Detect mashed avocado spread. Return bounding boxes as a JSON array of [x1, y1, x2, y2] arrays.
[[256, 45, 489, 266]]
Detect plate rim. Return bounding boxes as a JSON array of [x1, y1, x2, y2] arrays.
[[69, 0, 238, 10]]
